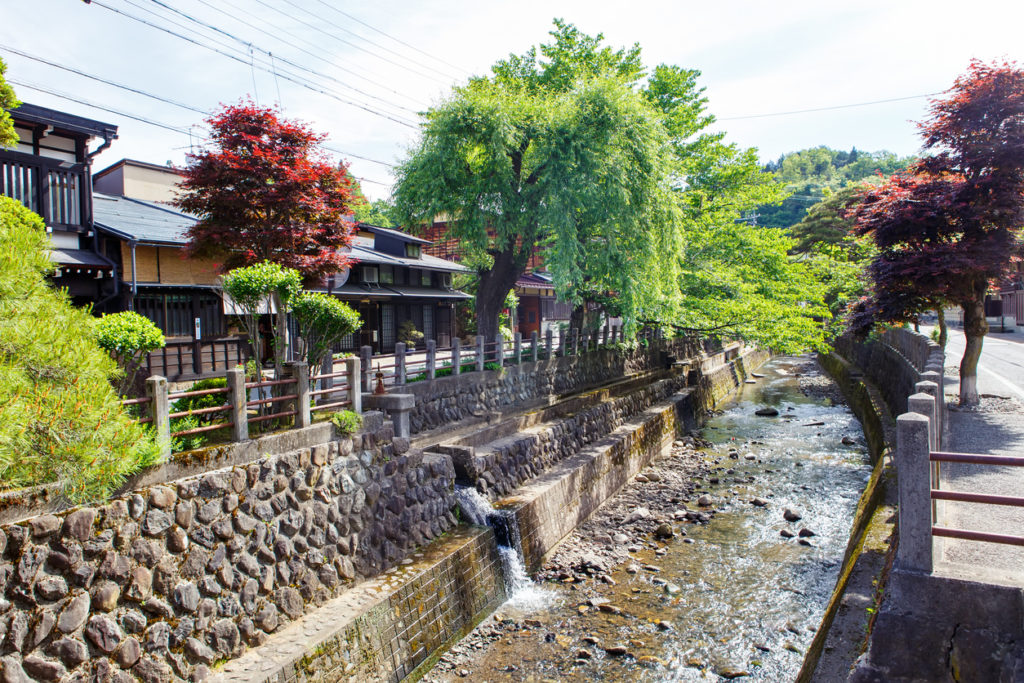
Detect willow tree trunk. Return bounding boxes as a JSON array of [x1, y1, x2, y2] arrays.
[[475, 248, 522, 343], [959, 295, 988, 406]]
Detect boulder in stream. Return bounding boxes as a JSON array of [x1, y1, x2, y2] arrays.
[[783, 508, 802, 522], [755, 407, 780, 417]]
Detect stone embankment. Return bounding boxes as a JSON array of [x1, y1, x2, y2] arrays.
[[0, 413, 456, 682]]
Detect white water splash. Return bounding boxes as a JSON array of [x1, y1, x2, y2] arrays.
[[455, 486, 553, 612]]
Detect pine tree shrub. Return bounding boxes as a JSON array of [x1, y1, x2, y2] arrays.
[[0, 198, 163, 502]]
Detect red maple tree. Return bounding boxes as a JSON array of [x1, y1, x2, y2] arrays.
[[849, 60, 1024, 405], [175, 101, 357, 280]]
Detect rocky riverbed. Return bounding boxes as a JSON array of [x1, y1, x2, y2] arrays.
[[424, 355, 870, 682]]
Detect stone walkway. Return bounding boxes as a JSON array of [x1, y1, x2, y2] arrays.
[[935, 331, 1024, 586]]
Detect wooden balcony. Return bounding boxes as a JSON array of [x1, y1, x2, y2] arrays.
[[0, 149, 88, 230]]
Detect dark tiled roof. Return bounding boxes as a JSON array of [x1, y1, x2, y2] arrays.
[[358, 222, 432, 245], [92, 193, 196, 244], [10, 103, 118, 139], [50, 248, 114, 268]]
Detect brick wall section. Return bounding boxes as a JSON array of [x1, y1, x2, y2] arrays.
[[0, 417, 457, 682]]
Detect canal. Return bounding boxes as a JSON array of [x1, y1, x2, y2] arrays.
[[425, 355, 871, 682]]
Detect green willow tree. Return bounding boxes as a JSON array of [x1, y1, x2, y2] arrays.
[[395, 21, 826, 349]]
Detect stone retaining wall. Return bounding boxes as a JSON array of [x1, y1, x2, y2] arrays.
[[0, 415, 457, 682], [832, 331, 940, 419], [401, 338, 707, 435]]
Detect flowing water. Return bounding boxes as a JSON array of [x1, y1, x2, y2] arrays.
[[436, 357, 872, 681]]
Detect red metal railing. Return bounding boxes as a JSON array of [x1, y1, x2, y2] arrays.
[[168, 385, 232, 438], [245, 377, 299, 424], [929, 450, 1024, 546]]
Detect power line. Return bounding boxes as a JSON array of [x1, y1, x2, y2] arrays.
[[271, 0, 463, 81], [719, 92, 943, 121], [194, 0, 424, 108], [87, 0, 420, 129], [149, 0, 422, 117], [3, 45, 398, 168], [247, 0, 453, 85], [306, 0, 471, 77]]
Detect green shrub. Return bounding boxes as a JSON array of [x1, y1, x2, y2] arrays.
[[330, 410, 363, 435], [292, 292, 361, 371], [170, 415, 208, 453], [223, 262, 302, 370], [169, 377, 229, 450], [397, 320, 424, 348], [0, 197, 163, 502], [95, 311, 165, 395], [171, 377, 228, 414]]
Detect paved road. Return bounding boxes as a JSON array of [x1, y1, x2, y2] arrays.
[[921, 325, 1024, 584]]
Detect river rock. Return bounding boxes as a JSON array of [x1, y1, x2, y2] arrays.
[[780, 529, 795, 538], [613, 533, 629, 545], [654, 523, 674, 539], [717, 665, 751, 679], [626, 507, 650, 523], [663, 582, 681, 595], [603, 645, 628, 656], [751, 497, 769, 507], [697, 495, 713, 507], [634, 474, 649, 483], [645, 472, 661, 482], [798, 528, 816, 537], [841, 436, 857, 445], [783, 508, 802, 522], [755, 407, 779, 417]]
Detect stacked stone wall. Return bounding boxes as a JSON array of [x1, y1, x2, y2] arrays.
[[0, 416, 456, 682], [403, 338, 708, 435]]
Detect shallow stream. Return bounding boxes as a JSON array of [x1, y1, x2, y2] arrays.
[[430, 356, 871, 682]]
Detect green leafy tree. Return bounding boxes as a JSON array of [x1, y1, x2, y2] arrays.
[[0, 198, 162, 501], [222, 262, 302, 376], [0, 58, 20, 148], [94, 311, 166, 396], [291, 292, 361, 371]]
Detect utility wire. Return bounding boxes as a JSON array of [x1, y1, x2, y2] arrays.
[[272, 0, 463, 81], [247, 0, 452, 85], [306, 0, 471, 77], [194, 0, 424, 109], [3, 45, 398, 168], [719, 92, 942, 121], [87, 0, 420, 129], [159, 0, 422, 116]]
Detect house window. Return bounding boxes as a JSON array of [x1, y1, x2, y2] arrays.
[[528, 311, 536, 323], [406, 243, 421, 258], [421, 270, 432, 287], [379, 265, 394, 284], [381, 304, 395, 348], [423, 305, 434, 341]]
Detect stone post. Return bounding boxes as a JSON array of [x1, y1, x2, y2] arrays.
[[556, 327, 565, 357], [908, 392, 937, 451], [346, 357, 362, 414], [545, 328, 553, 359], [426, 339, 436, 381], [920, 370, 944, 446], [896, 412, 934, 573], [147, 375, 171, 458], [284, 361, 310, 429], [475, 335, 485, 372], [452, 337, 461, 376], [531, 331, 539, 363], [571, 328, 580, 355], [602, 325, 609, 347], [514, 332, 522, 365], [226, 367, 248, 442], [360, 346, 373, 392], [495, 333, 505, 367], [395, 342, 407, 385]]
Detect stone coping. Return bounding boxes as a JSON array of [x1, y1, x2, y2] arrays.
[[210, 527, 493, 682]]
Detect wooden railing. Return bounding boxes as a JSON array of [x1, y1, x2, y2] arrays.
[[144, 336, 249, 382]]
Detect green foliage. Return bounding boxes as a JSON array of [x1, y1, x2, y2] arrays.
[[329, 410, 363, 435], [171, 377, 227, 414], [0, 58, 20, 148], [291, 292, 361, 371], [397, 320, 424, 348], [222, 261, 302, 369], [353, 199, 397, 227], [758, 147, 914, 231], [94, 311, 165, 395], [170, 415, 209, 453], [0, 197, 163, 501]]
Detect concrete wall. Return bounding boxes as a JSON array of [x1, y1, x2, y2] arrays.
[[0, 416, 457, 682]]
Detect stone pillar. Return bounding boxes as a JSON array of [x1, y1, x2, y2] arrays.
[[426, 339, 436, 381], [226, 367, 249, 442], [360, 346, 373, 392], [495, 334, 504, 367], [531, 331, 539, 363], [475, 335, 485, 372], [908, 392, 937, 451], [896, 412, 934, 573], [147, 375, 171, 458], [602, 325, 609, 347], [545, 328, 553, 360], [395, 342, 407, 385], [556, 327, 565, 357], [346, 357, 362, 414], [514, 332, 522, 365], [452, 338, 461, 376], [915, 381, 941, 449], [284, 361, 311, 429], [571, 328, 580, 355], [920, 370, 944, 447], [362, 394, 415, 439]]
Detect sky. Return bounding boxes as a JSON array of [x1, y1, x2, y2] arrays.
[[3, 0, 1023, 200]]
